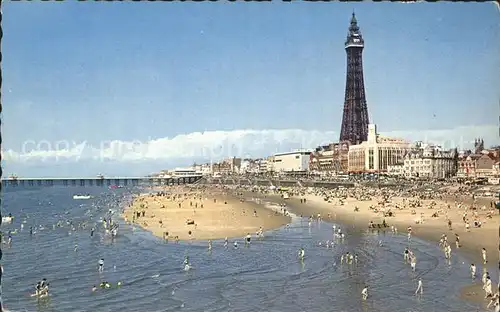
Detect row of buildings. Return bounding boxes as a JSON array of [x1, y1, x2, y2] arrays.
[[175, 124, 499, 181]]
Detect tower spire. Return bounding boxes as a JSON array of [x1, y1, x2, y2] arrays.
[[339, 13, 369, 145]]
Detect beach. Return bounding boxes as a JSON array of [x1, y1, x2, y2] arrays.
[[294, 191, 499, 265], [1, 184, 497, 311], [122, 185, 291, 241], [249, 184, 499, 306]]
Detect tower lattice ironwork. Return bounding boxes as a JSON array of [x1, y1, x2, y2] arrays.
[[339, 13, 370, 145]]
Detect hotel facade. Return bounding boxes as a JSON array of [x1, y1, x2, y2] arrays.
[[348, 124, 415, 173]]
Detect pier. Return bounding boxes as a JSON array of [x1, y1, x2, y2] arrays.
[[1, 176, 203, 188]]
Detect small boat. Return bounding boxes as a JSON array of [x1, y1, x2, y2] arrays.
[[73, 195, 92, 200]]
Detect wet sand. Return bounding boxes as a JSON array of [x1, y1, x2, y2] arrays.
[[296, 193, 499, 266], [122, 186, 291, 241], [258, 190, 499, 306]]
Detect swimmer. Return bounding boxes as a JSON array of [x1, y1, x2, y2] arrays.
[[183, 256, 190, 266], [233, 241, 238, 249], [35, 282, 41, 296], [361, 286, 368, 300], [415, 278, 423, 295], [298, 248, 305, 260], [92, 285, 97, 292]]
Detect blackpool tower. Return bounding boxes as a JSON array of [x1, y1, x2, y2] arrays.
[[339, 13, 370, 145]]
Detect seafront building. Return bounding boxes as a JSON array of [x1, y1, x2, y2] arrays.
[[309, 142, 350, 174], [347, 124, 415, 173], [401, 144, 457, 179], [271, 150, 312, 174], [456, 140, 500, 179], [210, 157, 242, 175], [457, 152, 500, 178]]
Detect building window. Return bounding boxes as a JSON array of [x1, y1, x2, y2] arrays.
[[368, 148, 374, 170], [295, 155, 300, 159]]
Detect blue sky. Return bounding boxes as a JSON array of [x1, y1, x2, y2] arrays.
[[2, 2, 499, 177]]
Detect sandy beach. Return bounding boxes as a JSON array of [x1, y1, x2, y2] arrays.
[[122, 185, 291, 241], [295, 192, 499, 265], [258, 185, 499, 306]]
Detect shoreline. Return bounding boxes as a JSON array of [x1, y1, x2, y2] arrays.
[[122, 186, 291, 241], [242, 188, 499, 306]]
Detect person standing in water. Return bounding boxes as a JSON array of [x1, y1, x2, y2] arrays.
[[415, 278, 423, 295], [361, 286, 368, 300], [404, 248, 410, 263], [484, 276, 493, 298], [470, 263, 476, 279], [410, 255, 417, 272], [183, 256, 191, 271], [98, 259, 104, 273], [245, 233, 251, 246], [298, 248, 305, 260], [208, 240, 212, 251], [224, 237, 228, 249]]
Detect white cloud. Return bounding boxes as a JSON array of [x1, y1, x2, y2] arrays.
[[2, 124, 498, 165]]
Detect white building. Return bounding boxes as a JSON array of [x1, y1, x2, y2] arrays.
[[272, 150, 312, 173], [192, 164, 212, 175], [348, 124, 415, 173], [257, 159, 269, 174], [403, 144, 457, 179]]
